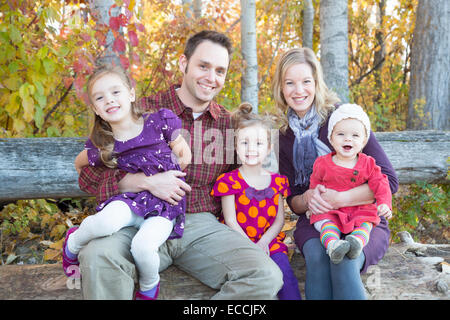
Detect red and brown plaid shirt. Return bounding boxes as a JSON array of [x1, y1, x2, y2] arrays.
[[78, 84, 237, 216]]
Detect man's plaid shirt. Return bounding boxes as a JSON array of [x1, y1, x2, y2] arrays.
[[78, 84, 237, 216]]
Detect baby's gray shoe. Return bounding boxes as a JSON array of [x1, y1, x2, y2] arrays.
[[345, 235, 363, 259], [327, 240, 350, 264]]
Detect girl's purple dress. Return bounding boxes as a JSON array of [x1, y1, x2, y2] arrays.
[[85, 108, 185, 239]]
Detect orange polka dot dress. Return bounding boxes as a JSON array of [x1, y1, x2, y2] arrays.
[[211, 169, 291, 256]]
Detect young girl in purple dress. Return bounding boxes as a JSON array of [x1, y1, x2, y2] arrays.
[[211, 103, 301, 300], [63, 66, 191, 300]]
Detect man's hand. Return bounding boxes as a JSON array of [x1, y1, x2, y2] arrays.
[[120, 170, 191, 205]]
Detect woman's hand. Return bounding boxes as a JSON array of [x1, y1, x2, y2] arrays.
[[303, 184, 334, 215], [319, 188, 343, 210], [256, 239, 270, 255], [377, 203, 392, 220]]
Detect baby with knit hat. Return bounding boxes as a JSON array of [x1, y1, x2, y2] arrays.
[[306, 103, 392, 264]]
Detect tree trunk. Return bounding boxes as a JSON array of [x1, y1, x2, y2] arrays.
[[182, 0, 193, 18], [1, 131, 447, 201], [240, 0, 258, 112], [374, 0, 386, 102], [407, 0, 450, 130], [302, 0, 314, 49], [193, 0, 202, 19], [90, 0, 122, 66], [320, 0, 349, 102]]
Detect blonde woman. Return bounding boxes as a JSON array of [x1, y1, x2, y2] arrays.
[[275, 48, 398, 299]]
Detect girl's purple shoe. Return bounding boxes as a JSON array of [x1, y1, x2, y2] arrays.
[[135, 283, 160, 300], [62, 226, 79, 277]]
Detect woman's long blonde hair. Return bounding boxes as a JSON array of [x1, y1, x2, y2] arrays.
[[86, 65, 144, 168], [272, 48, 341, 133]]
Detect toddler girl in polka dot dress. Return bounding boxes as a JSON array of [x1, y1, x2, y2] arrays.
[[211, 103, 301, 300]]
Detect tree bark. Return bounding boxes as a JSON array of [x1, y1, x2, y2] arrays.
[[240, 0, 258, 112], [302, 0, 314, 49], [374, 0, 386, 102], [182, 0, 201, 19], [193, 0, 202, 19], [320, 0, 349, 102], [407, 0, 450, 130], [182, 0, 193, 18], [90, 0, 121, 66], [0, 131, 447, 201]]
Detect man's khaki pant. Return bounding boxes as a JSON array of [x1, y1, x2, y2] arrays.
[[78, 212, 283, 299]]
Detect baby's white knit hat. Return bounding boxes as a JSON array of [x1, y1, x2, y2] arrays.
[[327, 103, 371, 143]]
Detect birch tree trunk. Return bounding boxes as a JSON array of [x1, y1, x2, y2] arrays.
[[193, 0, 202, 19], [182, 0, 201, 19], [319, 0, 349, 102], [407, 0, 450, 130], [90, 0, 122, 66], [302, 0, 314, 49], [182, 0, 193, 18], [240, 0, 258, 112]]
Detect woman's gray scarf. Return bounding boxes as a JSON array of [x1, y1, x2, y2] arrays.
[[288, 106, 331, 187]]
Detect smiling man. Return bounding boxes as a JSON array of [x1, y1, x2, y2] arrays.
[[77, 30, 283, 300]]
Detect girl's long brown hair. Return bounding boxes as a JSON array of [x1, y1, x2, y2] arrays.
[[86, 65, 144, 168]]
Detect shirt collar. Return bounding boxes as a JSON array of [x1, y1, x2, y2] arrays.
[[169, 84, 220, 121]]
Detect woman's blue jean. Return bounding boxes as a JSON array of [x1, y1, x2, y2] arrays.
[[303, 238, 367, 300]]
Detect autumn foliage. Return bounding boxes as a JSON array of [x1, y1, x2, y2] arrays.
[[0, 0, 418, 139]]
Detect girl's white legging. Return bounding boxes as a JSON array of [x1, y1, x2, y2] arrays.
[[67, 200, 174, 291]]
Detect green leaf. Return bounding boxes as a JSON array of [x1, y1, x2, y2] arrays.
[[9, 25, 22, 44], [34, 81, 45, 96], [19, 82, 30, 100], [5, 44, 16, 61], [37, 46, 49, 59], [57, 45, 70, 57], [34, 105, 44, 129], [34, 91, 47, 108], [42, 57, 56, 75], [46, 126, 61, 137]]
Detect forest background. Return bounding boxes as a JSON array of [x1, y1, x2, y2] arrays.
[[0, 0, 448, 264]]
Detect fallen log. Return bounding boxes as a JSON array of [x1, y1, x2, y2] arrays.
[[0, 130, 448, 202], [0, 235, 448, 300]]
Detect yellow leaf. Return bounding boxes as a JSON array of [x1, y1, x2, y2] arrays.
[[4, 76, 21, 91], [50, 238, 64, 250], [22, 95, 35, 122], [13, 118, 26, 132], [282, 220, 297, 232], [50, 224, 66, 240], [129, 0, 136, 10], [5, 92, 20, 115], [64, 114, 74, 126], [44, 248, 61, 261]]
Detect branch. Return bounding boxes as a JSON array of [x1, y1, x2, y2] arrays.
[[351, 56, 386, 87], [226, 17, 240, 32], [34, 81, 74, 135]]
